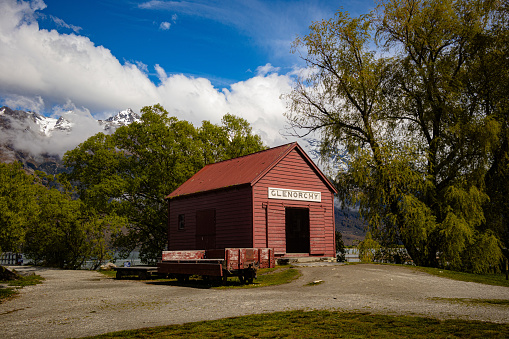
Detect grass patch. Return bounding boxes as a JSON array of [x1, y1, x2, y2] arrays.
[[84, 309, 509, 339], [0, 288, 17, 301], [410, 266, 509, 288], [245, 267, 301, 288], [0, 274, 44, 303], [429, 297, 509, 306], [97, 270, 117, 278], [7, 274, 44, 287]]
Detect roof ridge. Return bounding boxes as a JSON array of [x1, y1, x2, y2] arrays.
[[206, 141, 296, 166]]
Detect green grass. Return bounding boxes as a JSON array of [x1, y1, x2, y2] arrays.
[[84, 309, 509, 339], [0, 274, 44, 303], [6, 274, 44, 287], [0, 288, 17, 300], [227, 266, 301, 289], [410, 266, 509, 287], [97, 269, 117, 278], [429, 297, 509, 306]]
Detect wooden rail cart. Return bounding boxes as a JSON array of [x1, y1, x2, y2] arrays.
[[114, 266, 159, 280], [157, 248, 275, 284]]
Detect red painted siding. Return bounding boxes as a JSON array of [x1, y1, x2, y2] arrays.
[[168, 185, 253, 250], [253, 148, 335, 257]]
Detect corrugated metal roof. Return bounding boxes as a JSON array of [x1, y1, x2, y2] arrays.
[[166, 142, 337, 199]]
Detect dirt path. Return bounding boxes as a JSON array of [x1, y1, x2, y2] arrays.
[[1, 264, 508, 339]]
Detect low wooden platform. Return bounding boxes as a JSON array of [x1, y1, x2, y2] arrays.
[[113, 266, 159, 280]]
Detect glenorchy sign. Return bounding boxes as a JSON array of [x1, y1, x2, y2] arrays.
[[268, 187, 321, 202]]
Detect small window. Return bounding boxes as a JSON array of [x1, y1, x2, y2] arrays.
[[178, 214, 185, 230]]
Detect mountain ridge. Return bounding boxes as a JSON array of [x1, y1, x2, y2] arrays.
[[0, 106, 141, 175]]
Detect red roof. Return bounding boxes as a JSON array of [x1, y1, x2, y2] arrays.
[[166, 142, 337, 199]]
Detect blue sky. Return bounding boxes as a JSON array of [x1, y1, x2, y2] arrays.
[[37, 0, 372, 86], [0, 0, 375, 148]]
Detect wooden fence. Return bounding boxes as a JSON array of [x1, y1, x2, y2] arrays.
[[0, 252, 22, 265]]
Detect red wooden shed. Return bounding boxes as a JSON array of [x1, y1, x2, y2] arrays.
[[165, 142, 338, 258]]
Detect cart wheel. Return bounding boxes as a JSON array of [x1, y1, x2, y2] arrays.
[[243, 268, 256, 284], [238, 275, 246, 284]]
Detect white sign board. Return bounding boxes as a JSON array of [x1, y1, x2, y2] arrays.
[[268, 187, 321, 202]]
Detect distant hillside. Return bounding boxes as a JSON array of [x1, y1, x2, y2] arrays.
[[335, 205, 367, 246]]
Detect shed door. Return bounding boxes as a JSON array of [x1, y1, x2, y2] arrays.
[[196, 209, 216, 249], [285, 207, 310, 253]]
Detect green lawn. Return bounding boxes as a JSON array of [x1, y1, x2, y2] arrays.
[[410, 266, 509, 288], [0, 274, 44, 303], [85, 310, 509, 339]]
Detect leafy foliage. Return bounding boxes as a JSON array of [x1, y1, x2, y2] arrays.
[[0, 162, 38, 253], [23, 185, 124, 269], [335, 231, 346, 261], [62, 104, 266, 263], [0, 162, 119, 269], [358, 232, 381, 262], [287, 0, 507, 273]]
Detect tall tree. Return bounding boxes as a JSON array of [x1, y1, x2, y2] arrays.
[[24, 185, 123, 269], [0, 162, 118, 269], [287, 0, 506, 272], [62, 104, 266, 263], [482, 2, 509, 250], [0, 162, 37, 254]]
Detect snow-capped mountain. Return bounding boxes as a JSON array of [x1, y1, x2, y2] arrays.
[[0, 106, 141, 174], [104, 108, 141, 125], [98, 108, 141, 132]]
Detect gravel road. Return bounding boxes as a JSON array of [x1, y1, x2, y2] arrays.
[[1, 264, 508, 339]]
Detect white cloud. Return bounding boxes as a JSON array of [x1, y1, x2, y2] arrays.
[[159, 21, 171, 30], [154, 64, 168, 81], [0, 0, 303, 150], [50, 15, 82, 33], [256, 63, 280, 76], [3, 95, 45, 112]]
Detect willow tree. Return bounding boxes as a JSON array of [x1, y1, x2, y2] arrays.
[[287, 0, 506, 272]]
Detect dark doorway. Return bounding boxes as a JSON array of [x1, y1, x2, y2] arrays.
[[285, 207, 310, 253], [196, 209, 216, 249]]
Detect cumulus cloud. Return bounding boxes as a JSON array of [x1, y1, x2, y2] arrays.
[[159, 21, 171, 30], [256, 64, 280, 76], [0, 0, 302, 150]]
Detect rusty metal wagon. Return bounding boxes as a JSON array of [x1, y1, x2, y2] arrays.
[[157, 248, 275, 284]]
